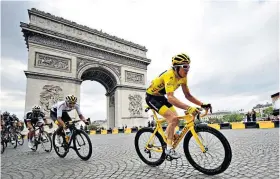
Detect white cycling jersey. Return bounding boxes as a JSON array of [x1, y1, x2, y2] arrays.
[[51, 101, 83, 118]]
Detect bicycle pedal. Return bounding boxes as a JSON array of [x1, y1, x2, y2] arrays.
[[166, 155, 173, 161]]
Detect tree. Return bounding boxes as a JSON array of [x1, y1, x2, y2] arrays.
[[87, 124, 99, 130], [209, 117, 223, 124], [223, 113, 243, 122], [263, 107, 273, 116]]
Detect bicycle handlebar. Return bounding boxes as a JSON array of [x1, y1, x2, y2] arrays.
[[66, 119, 89, 126]]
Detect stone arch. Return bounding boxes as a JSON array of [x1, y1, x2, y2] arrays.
[[77, 63, 121, 87], [21, 8, 151, 129]]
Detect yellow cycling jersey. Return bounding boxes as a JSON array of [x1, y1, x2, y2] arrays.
[[146, 69, 187, 96]]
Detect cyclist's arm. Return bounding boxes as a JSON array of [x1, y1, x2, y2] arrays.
[[75, 105, 86, 122], [24, 113, 33, 130], [167, 92, 189, 110], [181, 84, 203, 106], [40, 112, 48, 124]]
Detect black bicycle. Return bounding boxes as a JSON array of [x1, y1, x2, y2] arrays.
[[1, 125, 18, 150], [30, 122, 53, 152], [15, 122, 25, 146], [52, 120, 92, 160]]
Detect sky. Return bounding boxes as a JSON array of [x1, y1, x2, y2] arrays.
[[1, 0, 279, 121]]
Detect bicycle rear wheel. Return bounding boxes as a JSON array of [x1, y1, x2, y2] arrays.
[[183, 124, 232, 175], [52, 129, 68, 158], [73, 130, 92, 161], [134, 127, 166, 166]]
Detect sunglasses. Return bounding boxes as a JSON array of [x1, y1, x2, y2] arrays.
[[174, 64, 190, 71]]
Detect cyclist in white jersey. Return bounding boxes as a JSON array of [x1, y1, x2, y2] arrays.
[[50, 95, 88, 146], [50, 95, 88, 128]]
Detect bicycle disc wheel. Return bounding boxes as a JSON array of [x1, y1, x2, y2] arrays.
[[17, 133, 24, 146], [134, 127, 166, 166], [52, 130, 68, 158], [183, 125, 232, 175], [41, 131, 52, 152], [73, 130, 92, 161]]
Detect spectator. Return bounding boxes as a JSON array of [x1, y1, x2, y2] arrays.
[[148, 121, 151, 127], [252, 109, 256, 122], [246, 111, 251, 122]]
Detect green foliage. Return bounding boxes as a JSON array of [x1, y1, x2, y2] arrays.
[[223, 113, 243, 122], [263, 107, 273, 116], [209, 117, 223, 124], [87, 124, 98, 130]]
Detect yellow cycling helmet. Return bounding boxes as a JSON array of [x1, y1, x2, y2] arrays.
[[172, 53, 191, 66]]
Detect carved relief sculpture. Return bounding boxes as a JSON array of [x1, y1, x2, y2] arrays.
[[125, 71, 144, 84], [35, 52, 71, 72], [128, 94, 143, 117], [39, 85, 64, 114]]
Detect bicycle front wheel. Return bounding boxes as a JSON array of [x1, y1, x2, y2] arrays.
[[17, 132, 24, 146], [11, 133, 18, 149], [41, 131, 52, 152], [73, 130, 92, 161], [134, 127, 166, 167], [183, 125, 232, 175]]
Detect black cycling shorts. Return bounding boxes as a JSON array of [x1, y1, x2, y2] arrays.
[[145, 93, 176, 115], [50, 110, 72, 123]]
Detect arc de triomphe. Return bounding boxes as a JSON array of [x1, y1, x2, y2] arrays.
[[20, 8, 151, 128]]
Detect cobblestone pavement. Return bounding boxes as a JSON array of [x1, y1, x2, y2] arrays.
[[1, 129, 279, 179]]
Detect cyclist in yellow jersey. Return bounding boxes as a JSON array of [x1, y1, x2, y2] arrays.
[[146, 53, 211, 159]]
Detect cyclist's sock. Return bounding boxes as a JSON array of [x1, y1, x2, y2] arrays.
[[167, 146, 172, 150], [167, 139, 172, 150]]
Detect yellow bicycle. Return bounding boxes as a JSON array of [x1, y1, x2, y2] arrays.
[[134, 106, 232, 175]]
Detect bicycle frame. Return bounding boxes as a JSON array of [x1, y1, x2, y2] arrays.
[[62, 121, 80, 150], [145, 108, 209, 153]]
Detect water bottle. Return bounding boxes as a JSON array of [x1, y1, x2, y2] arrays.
[[65, 129, 71, 143], [173, 130, 181, 142]]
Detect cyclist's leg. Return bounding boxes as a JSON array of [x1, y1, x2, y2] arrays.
[[26, 119, 35, 148], [146, 94, 180, 158], [25, 119, 34, 139], [61, 112, 72, 123]]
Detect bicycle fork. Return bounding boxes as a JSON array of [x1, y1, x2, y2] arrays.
[[189, 126, 206, 153]]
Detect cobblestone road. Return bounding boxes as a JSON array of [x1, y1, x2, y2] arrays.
[[1, 129, 279, 179]]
